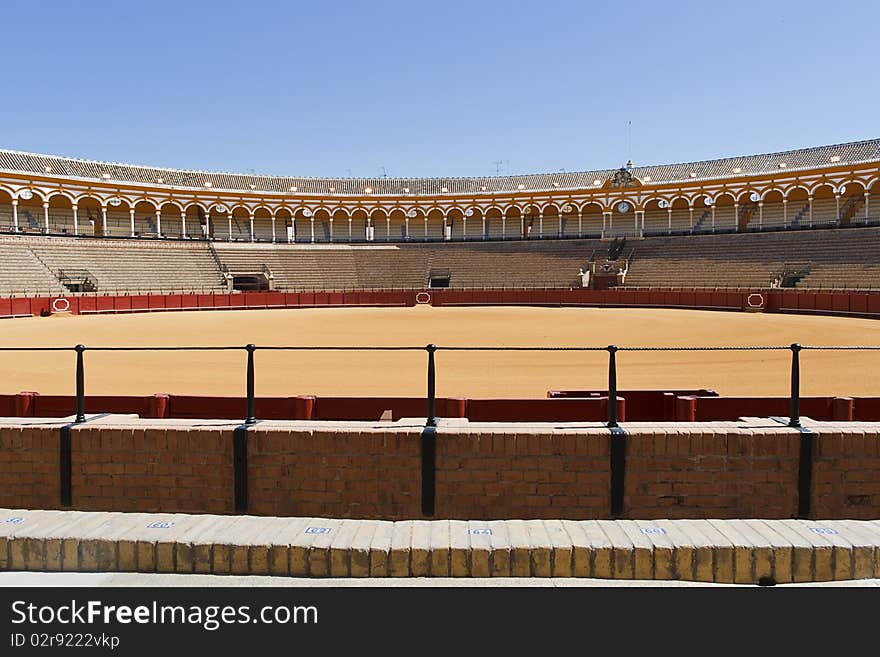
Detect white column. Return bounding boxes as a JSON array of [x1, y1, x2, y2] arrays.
[[271, 215, 276, 243], [538, 213, 543, 238], [72, 205, 78, 236], [182, 212, 187, 239], [688, 206, 694, 231], [227, 214, 232, 241], [558, 213, 563, 238], [783, 199, 788, 227], [711, 206, 716, 232], [502, 215, 506, 239], [865, 192, 870, 224], [386, 216, 390, 241], [835, 193, 840, 224], [520, 215, 525, 239], [602, 211, 611, 238], [481, 215, 485, 240], [348, 217, 352, 242], [442, 215, 448, 241], [310, 216, 315, 243], [462, 215, 467, 239], [423, 216, 428, 241], [155, 210, 162, 237], [732, 204, 738, 232], [249, 214, 255, 242], [11, 200, 18, 232], [206, 211, 211, 239], [577, 211, 582, 237], [808, 196, 813, 227], [101, 207, 107, 236], [667, 208, 672, 234], [43, 202, 50, 233], [405, 216, 410, 240], [758, 202, 763, 229], [130, 208, 136, 237], [328, 217, 333, 242]]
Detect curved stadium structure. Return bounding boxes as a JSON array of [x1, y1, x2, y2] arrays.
[[0, 138, 878, 296]]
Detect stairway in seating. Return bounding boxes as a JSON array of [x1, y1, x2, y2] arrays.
[[790, 202, 810, 228], [738, 202, 757, 230], [692, 209, 712, 233], [839, 196, 864, 227]]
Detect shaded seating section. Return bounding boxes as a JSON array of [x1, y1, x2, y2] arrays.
[[621, 226, 880, 289], [0, 235, 226, 294], [0, 239, 65, 295]]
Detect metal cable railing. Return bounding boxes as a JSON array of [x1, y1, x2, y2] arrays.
[[1, 343, 879, 428]]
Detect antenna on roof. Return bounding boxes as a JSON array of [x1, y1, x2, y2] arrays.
[[493, 160, 503, 175], [627, 120, 632, 165], [380, 166, 387, 179]]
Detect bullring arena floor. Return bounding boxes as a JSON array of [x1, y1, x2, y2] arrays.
[[0, 305, 879, 397]]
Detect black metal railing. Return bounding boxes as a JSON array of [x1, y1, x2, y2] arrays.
[[2, 342, 880, 428]]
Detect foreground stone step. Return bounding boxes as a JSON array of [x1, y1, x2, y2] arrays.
[[1, 508, 878, 583]]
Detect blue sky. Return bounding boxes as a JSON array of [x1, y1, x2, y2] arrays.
[[1, 0, 876, 178]]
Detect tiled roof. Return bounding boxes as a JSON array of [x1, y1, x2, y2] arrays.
[[0, 139, 877, 196]]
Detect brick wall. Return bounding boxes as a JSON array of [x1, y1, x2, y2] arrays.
[[435, 430, 610, 519], [0, 419, 877, 520], [68, 425, 233, 514], [813, 428, 880, 519], [0, 426, 59, 509], [624, 428, 801, 518], [247, 426, 422, 519]]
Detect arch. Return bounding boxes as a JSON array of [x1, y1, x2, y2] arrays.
[[13, 187, 47, 234], [74, 196, 104, 237], [482, 206, 503, 240], [809, 181, 836, 197], [759, 187, 785, 201], [369, 208, 388, 242], [274, 206, 294, 242], [13, 187, 46, 202], [45, 193, 74, 235], [424, 207, 445, 242], [782, 183, 810, 198], [348, 208, 368, 243], [45, 189, 76, 205], [756, 189, 785, 230], [184, 203, 210, 239], [836, 181, 869, 226], [158, 201, 184, 239], [230, 205, 250, 241], [250, 206, 273, 242], [0, 188, 14, 232], [460, 206, 483, 241], [132, 200, 158, 237]]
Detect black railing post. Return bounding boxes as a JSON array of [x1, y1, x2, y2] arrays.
[[426, 344, 437, 427], [245, 344, 256, 425], [789, 343, 801, 428], [607, 345, 618, 428], [74, 344, 86, 423]]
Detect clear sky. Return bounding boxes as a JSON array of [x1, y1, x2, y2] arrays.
[[1, 0, 877, 178]]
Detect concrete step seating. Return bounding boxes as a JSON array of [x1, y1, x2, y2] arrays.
[[1, 508, 878, 583]]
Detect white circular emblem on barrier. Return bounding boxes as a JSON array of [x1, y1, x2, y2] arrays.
[[51, 297, 70, 313], [747, 293, 765, 308], [415, 292, 431, 305]]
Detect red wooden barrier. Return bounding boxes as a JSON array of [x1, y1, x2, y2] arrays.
[[11, 298, 30, 315], [128, 295, 148, 311], [148, 294, 165, 309], [114, 296, 132, 312], [0, 298, 12, 316]]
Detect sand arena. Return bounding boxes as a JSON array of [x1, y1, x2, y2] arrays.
[[0, 305, 878, 399]]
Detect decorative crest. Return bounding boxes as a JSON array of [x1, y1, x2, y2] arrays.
[[609, 167, 636, 189]]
